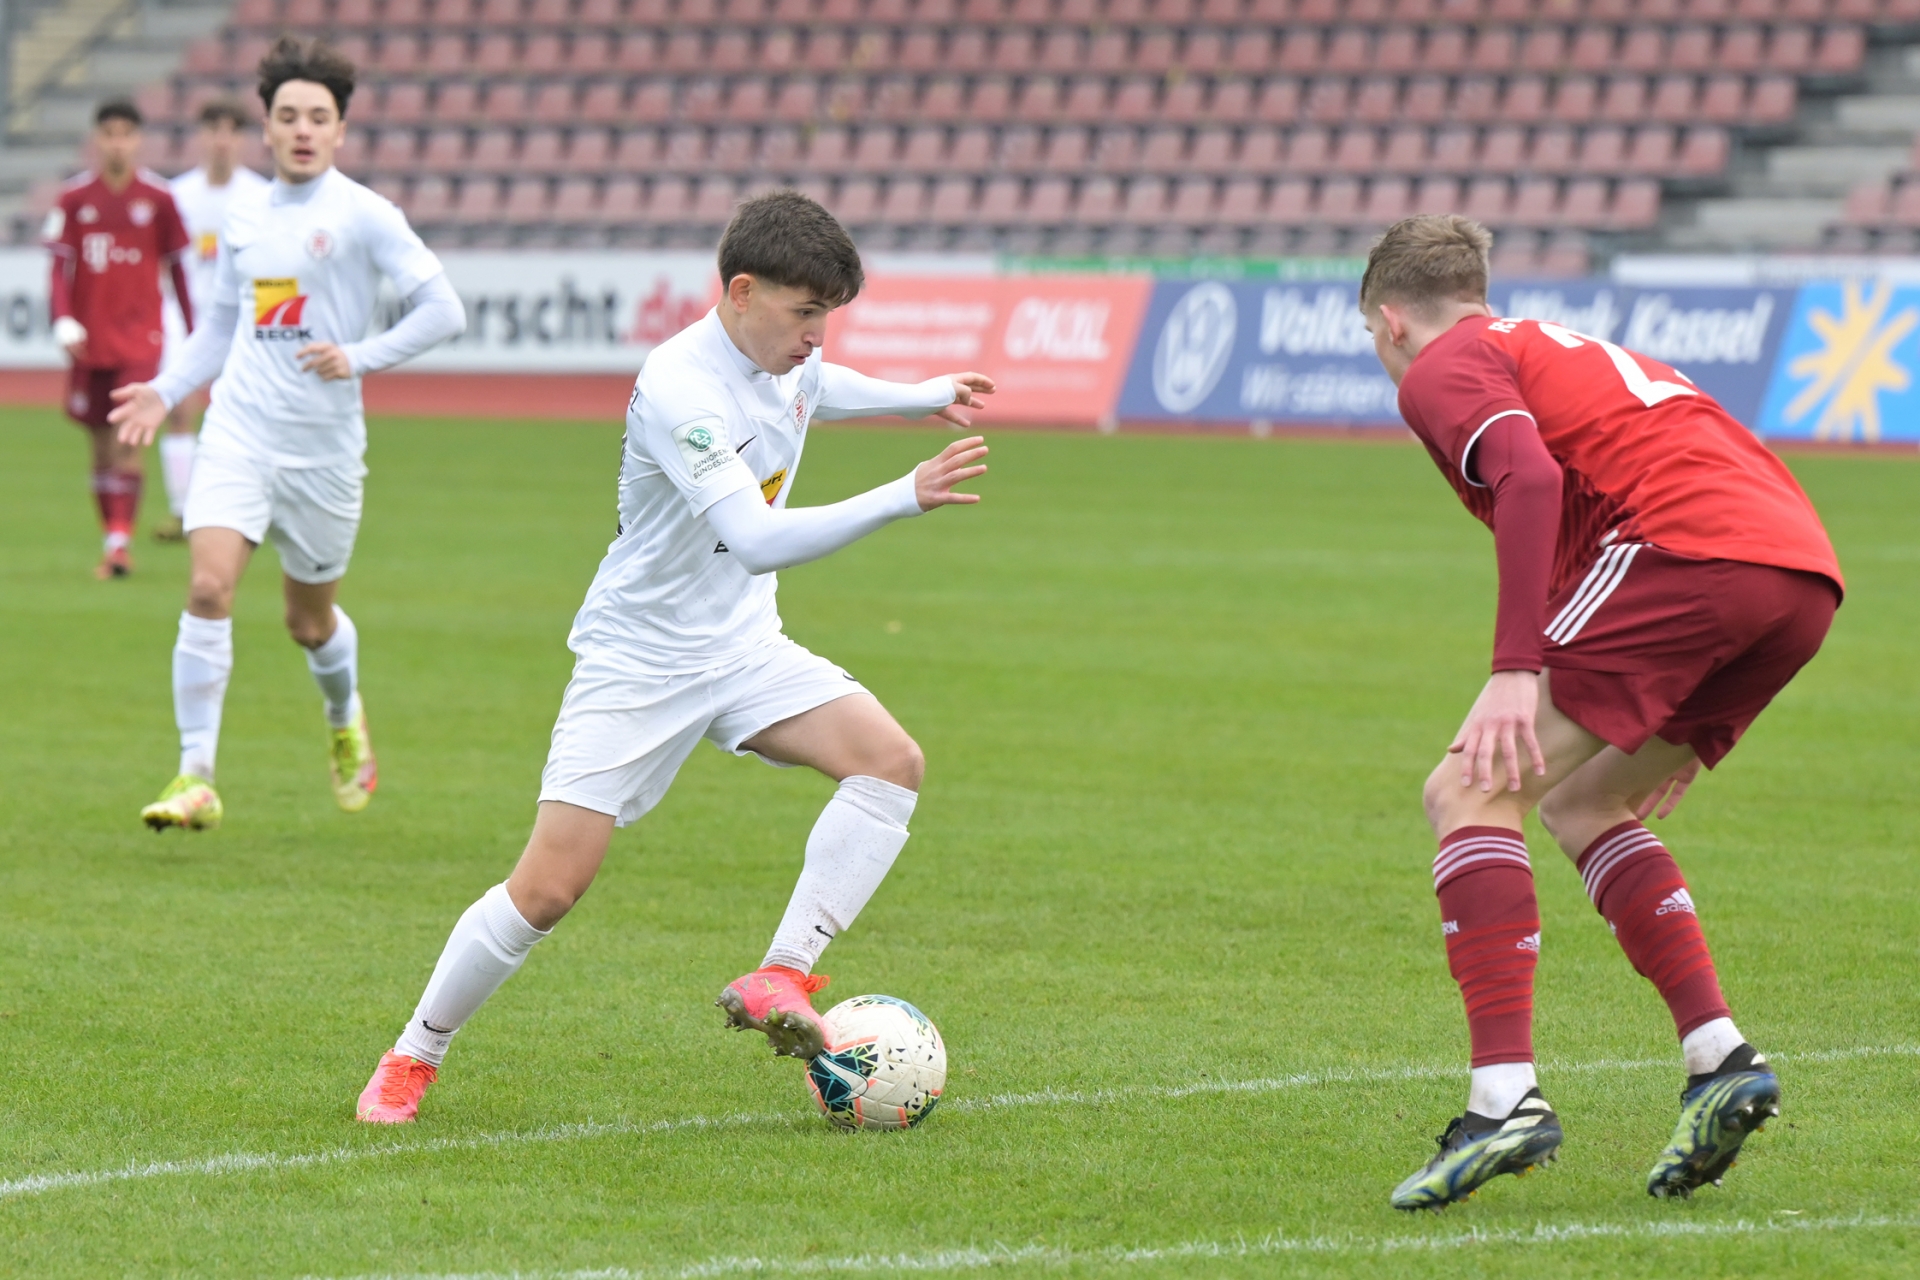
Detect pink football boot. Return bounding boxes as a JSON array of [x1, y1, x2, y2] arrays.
[[716, 965, 831, 1059], [356, 1051, 438, 1123]]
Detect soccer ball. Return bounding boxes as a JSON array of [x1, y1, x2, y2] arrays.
[[805, 994, 946, 1131]]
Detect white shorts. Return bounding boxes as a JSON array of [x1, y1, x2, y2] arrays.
[[540, 637, 870, 827], [183, 449, 365, 584]]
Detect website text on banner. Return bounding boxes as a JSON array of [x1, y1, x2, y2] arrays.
[[1117, 278, 1794, 431], [825, 276, 1152, 426]]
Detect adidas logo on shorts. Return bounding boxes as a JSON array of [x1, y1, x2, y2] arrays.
[[1517, 931, 1541, 952]]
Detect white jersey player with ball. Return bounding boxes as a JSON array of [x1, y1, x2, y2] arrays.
[[355, 191, 995, 1124], [112, 38, 465, 831]]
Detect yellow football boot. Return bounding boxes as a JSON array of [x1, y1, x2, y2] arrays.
[[141, 775, 222, 831], [329, 699, 378, 812]]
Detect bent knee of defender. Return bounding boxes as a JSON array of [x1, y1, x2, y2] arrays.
[[284, 605, 335, 649], [860, 733, 925, 792]]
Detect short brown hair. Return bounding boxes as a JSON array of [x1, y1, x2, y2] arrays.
[[257, 35, 356, 118], [198, 98, 251, 130], [717, 190, 864, 307], [1359, 214, 1492, 314], [95, 99, 142, 128]]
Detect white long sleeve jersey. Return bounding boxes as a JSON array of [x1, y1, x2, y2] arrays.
[[158, 167, 446, 468], [569, 307, 955, 672]]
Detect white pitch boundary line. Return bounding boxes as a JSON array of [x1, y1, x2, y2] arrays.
[[1, 1042, 1913, 1205], [319, 1212, 1920, 1280]]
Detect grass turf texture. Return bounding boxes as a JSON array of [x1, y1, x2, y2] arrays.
[[0, 405, 1915, 1279]]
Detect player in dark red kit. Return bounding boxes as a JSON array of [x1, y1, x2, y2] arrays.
[[44, 99, 192, 578], [1360, 216, 1843, 1210]]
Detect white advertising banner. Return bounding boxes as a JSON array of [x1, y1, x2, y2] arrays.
[[0, 247, 720, 373]]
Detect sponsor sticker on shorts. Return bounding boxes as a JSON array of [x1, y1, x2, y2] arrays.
[[672, 420, 739, 484]]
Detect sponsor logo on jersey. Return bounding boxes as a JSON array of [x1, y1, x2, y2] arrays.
[[760, 467, 787, 504], [195, 231, 218, 261], [128, 198, 154, 227], [81, 233, 141, 273], [253, 278, 313, 340]]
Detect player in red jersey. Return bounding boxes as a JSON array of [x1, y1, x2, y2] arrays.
[[1359, 216, 1843, 1210], [44, 99, 192, 578]]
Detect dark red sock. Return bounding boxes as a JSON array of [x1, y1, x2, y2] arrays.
[[1577, 821, 1730, 1039], [111, 469, 143, 537], [1434, 826, 1540, 1067], [90, 468, 114, 532]]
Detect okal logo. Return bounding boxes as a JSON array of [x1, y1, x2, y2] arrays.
[[1152, 282, 1237, 413], [253, 278, 312, 340]]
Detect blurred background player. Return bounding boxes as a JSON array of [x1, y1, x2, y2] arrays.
[[44, 99, 192, 579], [1362, 216, 1842, 1211], [110, 37, 465, 832], [354, 193, 993, 1125], [155, 100, 269, 544]]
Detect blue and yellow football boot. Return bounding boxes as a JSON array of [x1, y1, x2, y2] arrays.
[[1647, 1044, 1779, 1199], [1391, 1089, 1562, 1211]]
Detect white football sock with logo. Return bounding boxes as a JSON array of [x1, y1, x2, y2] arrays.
[[394, 883, 550, 1067], [174, 612, 232, 781], [305, 606, 359, 728], [1468, 1062, 1539, 1119], [761, 775, 916, 973], [159, 433, 196, 517]]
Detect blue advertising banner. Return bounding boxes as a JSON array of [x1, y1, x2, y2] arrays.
[[1757, 279, 1920, 442], [1117, 277, 1795, 430]]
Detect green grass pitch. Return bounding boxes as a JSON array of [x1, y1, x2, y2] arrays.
[[0, 405, 1916, 1278]]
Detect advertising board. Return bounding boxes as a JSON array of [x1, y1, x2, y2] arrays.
[[1757, 279, 1920, 442], [825, 275, 1152, 425]]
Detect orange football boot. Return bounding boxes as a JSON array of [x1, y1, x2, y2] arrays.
[[716, 965, 830, 1059], [356, 1051, 438, 1124]]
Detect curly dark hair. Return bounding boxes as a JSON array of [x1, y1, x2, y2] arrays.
[[717, 190, 864, 307], [256, 35, 356, 118]]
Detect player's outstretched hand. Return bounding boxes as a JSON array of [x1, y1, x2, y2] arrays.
[[935, 372, 996, 428], [108, 383, 168, 447], [298, 342, 355, 381], [1635, 758, 1702, 821], [913, 436, 989, 511], [1449, 669, 1546, 793]]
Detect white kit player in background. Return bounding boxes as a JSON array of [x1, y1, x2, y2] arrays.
[[111, 38, 465, 832], [354, 191, 995, 1124], [156, 99, 269, 543]]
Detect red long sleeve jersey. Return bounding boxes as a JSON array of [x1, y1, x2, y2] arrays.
[[44, 170, 190, 370], [1396, 315, 1843, 667]]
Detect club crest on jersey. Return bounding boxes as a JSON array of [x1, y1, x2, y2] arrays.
[[792, 391, 807, 430], [128, 199, 154, 227], [306, 229, 334, 260], [253, 278, 313, 340], [77, 204, 98, 224]]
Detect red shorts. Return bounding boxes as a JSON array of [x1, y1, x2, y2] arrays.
[[1543, 543, 1839, 768], [64, 363, 156, 431]]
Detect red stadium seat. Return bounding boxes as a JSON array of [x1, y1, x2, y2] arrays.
[[899, 126, 946, 170], [898, 29, 942, 72], [1626, 126, 1676, 173], [631, 82, 677, 122], [724, 80, 772, 122], [978, 176, 1023, 221], [951, 126, 993, 169], [693, 177, 741, 222], [1304, 77, 1350, 123], [1183, 30, 1226, 71], [1719, 26, 1764, 71], [371, 128, 420, 172], [1063, 78, 1111, 122], [1669, 25, 1714, 70], [1463, 176, 1512, 222], [1043, 126, 1091, 170], [381, 82, 430, 125], [1577, 126, 1627, 172], [1569, 25, 1616, 72], [1140, 127, 1185, 170], [1266, 177, 1311, 224], [285, 0, 325, 25], [1551, 76, 1599, 122], [1075, 176, 1121, 222], [1112, 78, 1157, 121], [482, 82, 529, 125], [804, 125, 853, 170], [378, 33, 422, 74], [995, 29, 1038, 72], [451, 176, 503, 225], [1332, 128, 1379, 173], [658, 127, 706, 170], [1121, 176, 1170, 223], [1560, 177, 1607, 225], [1403, 78, 1449, 124], [1316, 177, 1362, 223], [1455, 77, 1500, 122], [1425, 27, 1468, 71], [967, 77, 1014, 120], [470, 129, 518, 171], [1766, 25, 1815, 71], [562, 34, 613, 73], [1381, 126, 1428, 171], [1431, 127, 1475, 170], [1218, 177, 1262, 222], [1237, 125, 1282, 170], [851, 127, 899, 171], [1277, 29, 1322, 73], [1362, 174, 1412, 223], [1471, 26, 1516, 71], [1480, 125, 1525, 172], [642, 176, 693, 224], [1501, 75, 1548, 122], [1676, 126, 1729, 174], [683, 78, 727, 122], [1288, 126, 1331, 172], [1619, 25, 1665, 72], [1610, 178, 1660, 228], [1095, 127, 1139, 171], [712, 30, 753, 72], [518, 129, 566, 172], [502, 178, 551, 224], [1750, 76, 1797, 120], [1376, 26, 1419, 71], [712, 127, 755, 170], [1352, 78, 1399, 124], [600, 176, 645, 222], [1023, 176, 1071, 223], [1510, 177, 1559, 226], [1814, 25, 1866, 73], [568, 128, 615, 173], [1169, 177, 1217, 223], [1413, 175, 1461, 215], [1698, 74, 1746, 120], [476, 33, 517, 75], [928, 176, 976, 222], [877, 176, 928, 223], [1210, 78, 1256, 122], [1228, 30, 1273, 74], [422, 128, 470, 171], [1843, 179, 1891, 225], [1327, 28, 1372, 73], [1599, 76, 1647, 122], [1519, 27, 1565, 71], [436, 83, 482, 122], [998, 126, 1042, 170]]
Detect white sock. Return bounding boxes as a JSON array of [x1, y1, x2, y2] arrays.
[[174, 612, 232, 781], [761, 775, 917, 973], [159, 433, 196, 517], [305, 606, 358, 728], [394, 883, 550, 1067], [1681, 1016, 1749, 1076], [1468, 1062, 1538, 1119]]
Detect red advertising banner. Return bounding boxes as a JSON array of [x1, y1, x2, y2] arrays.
[[827, 276, 1154, 426]]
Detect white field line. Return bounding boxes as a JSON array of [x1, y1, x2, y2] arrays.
[[320, 1212, 1920, 1280], [0, 1042, 1913, 1205]]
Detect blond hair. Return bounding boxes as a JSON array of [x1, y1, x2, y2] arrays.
[[1359, 215, 1493, 314]]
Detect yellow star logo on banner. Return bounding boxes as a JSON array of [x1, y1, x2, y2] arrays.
[[1783, 279, 1918, 442]]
